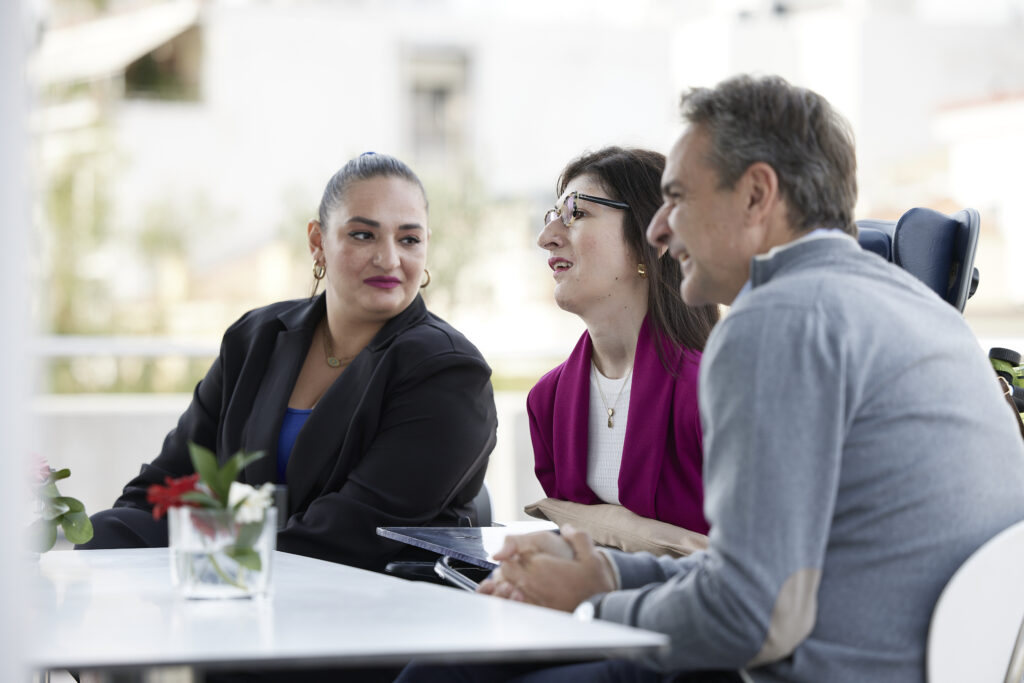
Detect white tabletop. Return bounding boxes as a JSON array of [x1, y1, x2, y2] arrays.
[[30, 548, 667, 673]]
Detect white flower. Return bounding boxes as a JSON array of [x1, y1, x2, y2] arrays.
[[228, 481, 275, 524]]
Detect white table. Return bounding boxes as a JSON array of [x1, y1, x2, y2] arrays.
[[30, 548, 667, 676]]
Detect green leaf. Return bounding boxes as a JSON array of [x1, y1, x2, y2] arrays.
[[222, 451, 266, 504], [40, 497, 71, 521], [234, 520, 264, 548], [217, 456, 242, 503], [188, 442, 225, 504], [54, 496, 85, 513], [236, 450, 266, 471], [224, 546, 262, 571], [178, 490, 221, 508], [50, 468, 71, 482], [60, 510, 94, 545], [186, 441, 266, 508], [28, 518, 58, 552], [39, 480, 60, 499]]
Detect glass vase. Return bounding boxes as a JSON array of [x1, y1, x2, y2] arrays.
[[168, 506, 276, 599]]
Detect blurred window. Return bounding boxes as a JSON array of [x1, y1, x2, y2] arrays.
[[403, 47, 468, 164], [124, 25, 201, 101]]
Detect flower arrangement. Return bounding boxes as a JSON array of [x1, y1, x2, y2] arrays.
[[147, 442, 274, 593], [31, 454, 94, 552]]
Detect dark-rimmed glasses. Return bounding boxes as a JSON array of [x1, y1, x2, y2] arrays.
[[543, 191, 631, 228]]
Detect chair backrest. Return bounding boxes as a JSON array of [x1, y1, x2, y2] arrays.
[[471, 481, 493, 527], [856, 207, 981, 313], [926, 519, 1024, 683]]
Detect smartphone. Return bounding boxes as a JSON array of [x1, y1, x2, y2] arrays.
[[434, 556, 480, 592]]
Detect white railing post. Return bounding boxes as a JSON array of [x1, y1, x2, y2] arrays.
[[1, 0, 31, 680]]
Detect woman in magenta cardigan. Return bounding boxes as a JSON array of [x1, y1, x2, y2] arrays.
[[530, 147, 719, 533]]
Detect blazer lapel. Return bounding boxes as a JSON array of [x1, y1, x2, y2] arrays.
[[241, 296, 324, 488], [285, 350, 375, 513], [285, 295, 429, 513]]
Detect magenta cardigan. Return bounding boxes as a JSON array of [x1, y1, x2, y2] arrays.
[[527, 316, 709, 533]]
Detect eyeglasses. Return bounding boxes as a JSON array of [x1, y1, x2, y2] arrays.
[[543, 191, 631, 228]]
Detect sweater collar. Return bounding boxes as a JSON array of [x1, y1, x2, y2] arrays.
[[749, 229, 858, 290]]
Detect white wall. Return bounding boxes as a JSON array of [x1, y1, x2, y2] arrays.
[[112, 3, 679, 238], [936, 97, 1024, 305], [671, 5, 1024, 214]]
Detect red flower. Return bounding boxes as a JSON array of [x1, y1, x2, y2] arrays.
[[147, 474, 201, 520]]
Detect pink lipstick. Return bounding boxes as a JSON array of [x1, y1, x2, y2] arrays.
[[364, 276, 401, 289]]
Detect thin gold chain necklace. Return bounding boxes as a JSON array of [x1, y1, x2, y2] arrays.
[[592, 362, 633, 429], [321, 321, 354, 369]]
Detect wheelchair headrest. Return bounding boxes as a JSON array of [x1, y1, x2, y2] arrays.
[[855, 207, 980, 313], [857, 227, 892, 260]]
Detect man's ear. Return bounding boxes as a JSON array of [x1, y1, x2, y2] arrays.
[[743, 162, 779, 219], [307, 219, 323, 257]]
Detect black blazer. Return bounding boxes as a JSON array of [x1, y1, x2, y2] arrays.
[[106, 293, 497, 571]]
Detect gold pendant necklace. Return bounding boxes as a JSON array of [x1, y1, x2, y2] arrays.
[[321, 321, 353, 369], [592, 362, 633, 429]]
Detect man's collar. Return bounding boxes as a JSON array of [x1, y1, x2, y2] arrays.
[[731, 228, 856, 305]]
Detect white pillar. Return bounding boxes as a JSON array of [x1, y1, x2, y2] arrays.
[[0, 0, 31, 680]]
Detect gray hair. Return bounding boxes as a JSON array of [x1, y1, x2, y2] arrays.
[[679, 74, 858, 237], [317, 152, 428, 227]]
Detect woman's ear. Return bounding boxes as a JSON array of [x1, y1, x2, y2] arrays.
[[307, 219, 323, 257]]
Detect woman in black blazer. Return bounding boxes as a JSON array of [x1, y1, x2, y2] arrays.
[[82, 153, 498, 572]]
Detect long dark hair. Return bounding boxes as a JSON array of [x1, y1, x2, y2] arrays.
[[557, 147, 719, 367]]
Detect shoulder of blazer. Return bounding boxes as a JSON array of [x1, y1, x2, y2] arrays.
[[224, 296, 321, 337], [384, 315, 494, 386], [392, 312, 484, 356]]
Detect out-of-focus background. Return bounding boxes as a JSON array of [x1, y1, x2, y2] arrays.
[[22, 0, 1024, 522]]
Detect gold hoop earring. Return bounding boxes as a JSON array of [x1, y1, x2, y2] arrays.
[[420, 269, 431, 288], [310, 261, 326, 297], [637, 263, 647, 279]]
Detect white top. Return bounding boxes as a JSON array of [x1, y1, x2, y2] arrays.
[[587, 363, 631, 504], [30, 548, 667, 672]]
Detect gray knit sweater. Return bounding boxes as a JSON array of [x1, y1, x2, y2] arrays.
[[597, 232, 1024, 683]]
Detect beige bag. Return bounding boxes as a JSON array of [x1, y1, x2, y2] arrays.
[[524, 497, 708, 558]]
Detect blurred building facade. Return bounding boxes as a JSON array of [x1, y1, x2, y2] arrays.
[[28, 0, 1024, 518], [30, 0, 1024, 368]]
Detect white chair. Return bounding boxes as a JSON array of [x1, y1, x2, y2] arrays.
[[927, 519, 1024, 683]]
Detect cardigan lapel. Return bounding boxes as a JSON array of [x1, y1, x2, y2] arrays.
[[552, 331, 599, 503], [618, 317, 675, 519]]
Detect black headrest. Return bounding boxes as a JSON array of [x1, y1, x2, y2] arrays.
[[855, 208, 980, 312], [857, 227, 892, 260], [892, 208, 958, 302], [893, 207, 979, 312]]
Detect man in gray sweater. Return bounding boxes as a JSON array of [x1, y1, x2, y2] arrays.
[[476, 75, 1024, 682]]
